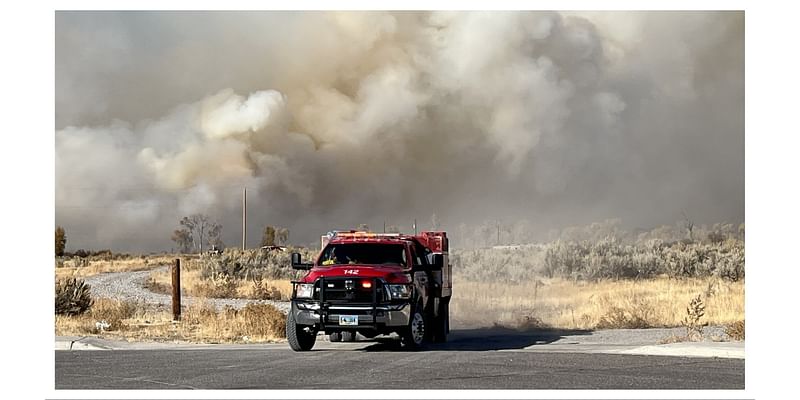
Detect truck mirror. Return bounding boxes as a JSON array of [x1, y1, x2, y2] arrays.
[[431, 253, 444, 271], [291, 253, 313, 270]]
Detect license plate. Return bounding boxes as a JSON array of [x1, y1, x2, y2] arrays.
[[339, 315, 358, 326]]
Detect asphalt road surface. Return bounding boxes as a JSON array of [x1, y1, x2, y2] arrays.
[[55, 330, 744, 390]]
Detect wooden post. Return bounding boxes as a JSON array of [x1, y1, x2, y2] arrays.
[[172, 258, 181, 321], [242, 187, 247, 251]]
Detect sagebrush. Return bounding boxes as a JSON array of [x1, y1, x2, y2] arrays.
[[55, 278, 93, 316], [725, 320, 745, 340], [452, 221, 744, 282], [199, 247, 316, 281]]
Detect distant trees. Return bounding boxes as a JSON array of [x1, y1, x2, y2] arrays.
[[171, 228, 193, 253], [261, 226, 275, 247], [55, 226, 66, 256], [261, 225, 289, 247], [171, 214, 222, 253]]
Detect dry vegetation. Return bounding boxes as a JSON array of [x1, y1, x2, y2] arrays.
[[146, 267, 292, 300], [142, 246, 313, 300], [55, 253, 179, 280], [450, 277, 743, 330], [55, 298, 285, 343], [54, 220, 744, 343], [450, 220, 744, 334]]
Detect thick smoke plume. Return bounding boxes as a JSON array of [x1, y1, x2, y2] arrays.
[[55, 11, 744, 252]]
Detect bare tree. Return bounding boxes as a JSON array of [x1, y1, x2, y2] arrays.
[[171, 229, 193, 253], [178, 214, 219, 253], [356, 223, 369, 231]]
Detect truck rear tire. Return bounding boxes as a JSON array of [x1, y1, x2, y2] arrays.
[[433, 300, 449, 343], [341, 331, 356, 342], [287, 311, 316, 351]]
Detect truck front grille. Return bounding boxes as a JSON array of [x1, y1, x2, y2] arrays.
[[314, 277, 387, 303]]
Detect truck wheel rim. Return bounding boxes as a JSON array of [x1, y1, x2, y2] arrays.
[[411, 313, 425, 344]]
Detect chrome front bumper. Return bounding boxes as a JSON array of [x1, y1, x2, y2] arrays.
[[292, 302, 411, 328]]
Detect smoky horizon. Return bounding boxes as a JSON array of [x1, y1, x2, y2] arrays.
[[55, 11, 744, 252]]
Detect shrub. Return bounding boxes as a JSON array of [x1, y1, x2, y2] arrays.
[[250, 276, 283, 300], [596, 306, 652, 329], [55, 278, 93, 316], [201, 247, 316, 281], [682, 294, 707, 340], [192, 272, 238, 298], [725, 320, 745, 341], [452, 223, 744, 283], [88, 299, 138, 331], [238, 303, 286, 338]]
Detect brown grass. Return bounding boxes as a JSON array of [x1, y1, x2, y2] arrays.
[[55, 299, 285, 343], [147, 268, 292, 300], [55, 254, 180, 280], [451, 277, 744, 330]]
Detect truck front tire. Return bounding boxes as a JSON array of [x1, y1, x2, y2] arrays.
[[401, 303, 426, 349], [287, 311, 316, 351]]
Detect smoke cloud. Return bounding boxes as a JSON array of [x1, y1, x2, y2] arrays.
[[55, 11, 744, 251]]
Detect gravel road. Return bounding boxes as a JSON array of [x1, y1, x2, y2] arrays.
[[84, 266, 290, 314]]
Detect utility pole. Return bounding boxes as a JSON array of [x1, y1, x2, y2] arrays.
[[414, 219, 417, 235], [242, 187, 247, 251]]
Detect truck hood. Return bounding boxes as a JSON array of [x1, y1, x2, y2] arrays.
[[300, 264, 411, 284]]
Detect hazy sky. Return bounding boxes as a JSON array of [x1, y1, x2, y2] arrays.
[[55, 11, 744, 252]]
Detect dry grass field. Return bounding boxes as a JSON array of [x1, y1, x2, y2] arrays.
[[54, 255, 180, 280], [55, 298, 285, 343], [146, 267, 293, 300], [451, 277, 744, 330], [55, 275, 744, 343]]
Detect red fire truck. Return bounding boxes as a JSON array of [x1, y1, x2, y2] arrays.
[[287, 231, 452, 351]]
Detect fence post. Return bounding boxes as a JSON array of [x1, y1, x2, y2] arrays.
[[172, 258, 181, 321]]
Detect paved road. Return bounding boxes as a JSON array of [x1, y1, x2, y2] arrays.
[[55, 330, 744, 390]]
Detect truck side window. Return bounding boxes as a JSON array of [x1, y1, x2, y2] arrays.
[[413, 243, 428, 267]]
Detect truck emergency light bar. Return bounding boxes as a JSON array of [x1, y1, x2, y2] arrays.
[[331, 231, 403, 239], [321, 230, 448, 253]]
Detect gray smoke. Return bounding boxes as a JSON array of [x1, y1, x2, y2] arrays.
[[55, 11, 744, 252]]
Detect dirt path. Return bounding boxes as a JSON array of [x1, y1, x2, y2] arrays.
[[84, 266, 291, 313]]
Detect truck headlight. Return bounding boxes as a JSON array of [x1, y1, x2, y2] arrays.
[[295, 283, 314, 299], [387, 284, 411, 299]]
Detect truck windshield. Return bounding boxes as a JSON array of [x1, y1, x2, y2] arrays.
[[318, 243, 407, 266]]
